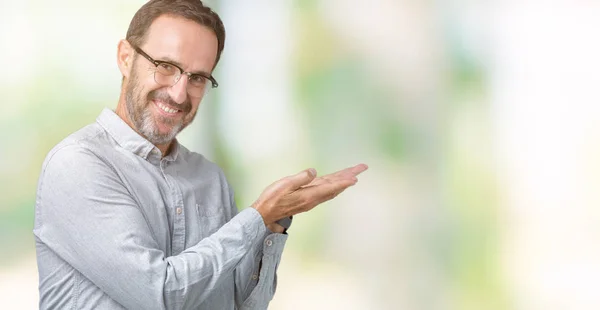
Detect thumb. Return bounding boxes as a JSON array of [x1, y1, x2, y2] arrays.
[[284, 168, 317, 190]]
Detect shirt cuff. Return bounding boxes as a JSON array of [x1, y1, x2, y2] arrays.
[[262, 233, 287, 256], [236, 208, 267, 249]]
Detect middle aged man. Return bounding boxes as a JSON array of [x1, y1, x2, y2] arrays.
[[34, 1, 368, 309]]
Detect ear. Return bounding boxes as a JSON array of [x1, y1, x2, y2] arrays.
[[117, 39, 134, 79]]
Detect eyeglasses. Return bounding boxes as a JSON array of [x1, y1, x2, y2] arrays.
[[132, 45, 219, 97]]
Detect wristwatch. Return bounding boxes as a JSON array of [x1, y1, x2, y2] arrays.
[[275, 216, 293, 234]]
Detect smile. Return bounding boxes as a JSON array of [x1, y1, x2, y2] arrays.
[[154, 100, 181, 115]]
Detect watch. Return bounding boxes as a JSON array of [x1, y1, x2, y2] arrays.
[[275, 216, 293, 233]]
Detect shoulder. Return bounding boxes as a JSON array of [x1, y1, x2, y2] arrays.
[[41, 123, 115, 178]]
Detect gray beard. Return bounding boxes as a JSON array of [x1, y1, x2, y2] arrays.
[[125, 73, 184, 146]]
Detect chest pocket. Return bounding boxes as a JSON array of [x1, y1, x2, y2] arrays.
[[196, 203, 226, 238]]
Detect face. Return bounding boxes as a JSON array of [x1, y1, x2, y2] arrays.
[[123, 15, 218, 145]]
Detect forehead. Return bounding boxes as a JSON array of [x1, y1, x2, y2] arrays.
[[143, 14, 219, 72]]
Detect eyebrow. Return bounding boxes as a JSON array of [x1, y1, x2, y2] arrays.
[[157, 56, 212, 77]]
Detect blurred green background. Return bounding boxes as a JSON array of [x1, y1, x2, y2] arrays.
[[2, 1, 600, 309]]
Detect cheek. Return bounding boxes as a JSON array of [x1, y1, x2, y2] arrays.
[[185, 101, 201, 120], [137, 83, 163, 103], [188, 95, 202, 109], [136, 69, 161, 95]]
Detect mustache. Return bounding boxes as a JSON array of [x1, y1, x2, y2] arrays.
[[148, 90, 192, 113]]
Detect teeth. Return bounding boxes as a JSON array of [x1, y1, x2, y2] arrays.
[[157, 102, 178, 114]]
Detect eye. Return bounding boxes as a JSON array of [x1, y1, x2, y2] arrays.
[[189, 75, 207, 86], [156, 63, 178, 75]]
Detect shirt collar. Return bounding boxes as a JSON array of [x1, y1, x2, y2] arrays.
[[96, 108, 180, 162]]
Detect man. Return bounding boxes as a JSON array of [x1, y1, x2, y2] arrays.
[[34, 1, 367, 309]]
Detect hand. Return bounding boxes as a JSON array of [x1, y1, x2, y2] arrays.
[[252, 164, 368, 225], [301, 164, 369, 190]]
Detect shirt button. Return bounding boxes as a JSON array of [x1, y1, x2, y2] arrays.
[[252, 274, 258, 280], [176, 207, 182, 215], [265, 239, 273, 247]]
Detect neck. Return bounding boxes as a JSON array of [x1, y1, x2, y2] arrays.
[[115, 89, 173, 157], [156, 142, 172, 157]]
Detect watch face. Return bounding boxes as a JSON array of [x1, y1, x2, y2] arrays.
[[276, 217, 292, 229]]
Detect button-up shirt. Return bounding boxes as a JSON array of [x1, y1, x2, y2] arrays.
[[34, 108, 287, 309]]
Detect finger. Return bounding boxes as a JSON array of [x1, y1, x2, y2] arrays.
[[300, 164, 367, 189], [282, 168, 317, 191], [302, 175, 329, 188], [301, 179, 321, 188], [339, 163, 368, 177], [313, 179, 356, 205], [322, 163, 369, 180], [298, 177, 356, 207], [303, 171, 355, 188]]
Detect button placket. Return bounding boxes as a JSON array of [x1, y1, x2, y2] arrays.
[[163, 162, 186, 254]]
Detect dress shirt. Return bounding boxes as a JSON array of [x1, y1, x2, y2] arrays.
[[34, 108, 287, 309]]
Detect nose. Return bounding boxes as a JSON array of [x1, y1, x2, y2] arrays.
[[168, 74, 188, 104]]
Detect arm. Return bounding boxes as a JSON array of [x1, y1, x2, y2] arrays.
[[230, 193, 288, 309], [36, 145, 267, 310], [232, 165, 368, 309]]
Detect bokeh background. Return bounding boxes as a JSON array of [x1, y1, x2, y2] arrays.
[[2, 0, 600, 309]]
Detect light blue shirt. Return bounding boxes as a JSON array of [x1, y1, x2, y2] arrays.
[[34, 108, 287, 309]]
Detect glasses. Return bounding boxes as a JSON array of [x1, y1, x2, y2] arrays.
[[132, 45, 218, 97]]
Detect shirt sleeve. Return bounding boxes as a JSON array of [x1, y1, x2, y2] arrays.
[[35, 145, 268, 310], [227, 190, 288, 310]]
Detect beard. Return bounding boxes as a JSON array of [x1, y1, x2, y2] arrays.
[[124, 66, 196, 145]]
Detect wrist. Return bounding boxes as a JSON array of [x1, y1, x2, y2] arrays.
[[251, 201, 270, 225]]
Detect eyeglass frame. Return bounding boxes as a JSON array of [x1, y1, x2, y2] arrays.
[[131, 45, 219, 93]]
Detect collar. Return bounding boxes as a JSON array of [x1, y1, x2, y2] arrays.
[[96, 108, 180, 162]]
